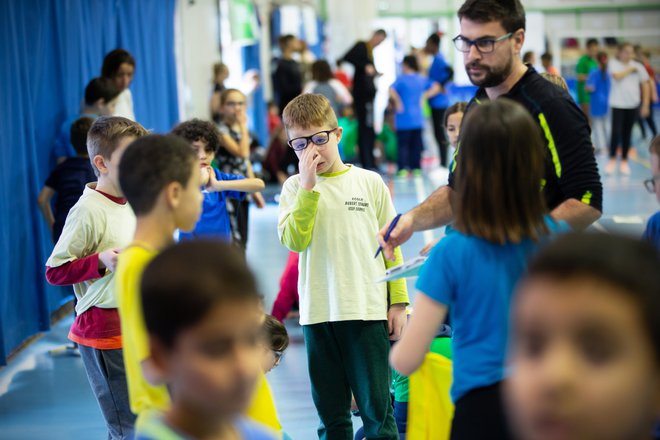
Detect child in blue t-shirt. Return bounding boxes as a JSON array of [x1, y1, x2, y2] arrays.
[[586, 52, 611, 153], [390, 99, 565, 440], [389, 55, 440, 177], [643, 135, 660, 249], [171, 119, 264, 242]]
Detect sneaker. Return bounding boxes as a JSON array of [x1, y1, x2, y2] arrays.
[[412, 169, 423, 177], [620, 160, 631, 175], [605, 159, 616, 175], [396, 169, 409, 178]]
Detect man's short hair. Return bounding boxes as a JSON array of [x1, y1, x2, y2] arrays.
[[171, 119, 221, 154], [282, 94, 338, 131], [141, 240, 261, 349], [118, 134, 197, 216], [84, 77, 121, 107], [70, 117, 94, 156], [458, 0, 526, 33], [87, 116, 148, 176], [278, 34, 297, 50], [541, 52, 553, 63]]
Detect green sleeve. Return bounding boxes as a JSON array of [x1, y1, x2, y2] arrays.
[[278, 186, 320, 252], [375, 178, 409, 306], [384, 246, 409, 305]]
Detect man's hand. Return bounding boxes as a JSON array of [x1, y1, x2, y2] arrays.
[[377, 212, 414, 261], [388, 304, 407, 341], [640, 104, 650, 119], [98, 249, 120, 272], [299, 144, 320, 191]]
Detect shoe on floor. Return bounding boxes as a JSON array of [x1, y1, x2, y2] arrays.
[[396, 169, 409, 178], [620, 160, 631, 175], [412, 169, 423, 177], [605, 159, 616, 175]]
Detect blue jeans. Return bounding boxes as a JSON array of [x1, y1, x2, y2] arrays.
[[79, 345, 135, 439]]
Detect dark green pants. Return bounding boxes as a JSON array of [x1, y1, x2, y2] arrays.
[[303, 320, 398, 440]]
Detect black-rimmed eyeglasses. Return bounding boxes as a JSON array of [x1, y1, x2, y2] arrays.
[[452, 32, 513, 53], [288, 128, 337, 151], [644, 176, 660, 193]]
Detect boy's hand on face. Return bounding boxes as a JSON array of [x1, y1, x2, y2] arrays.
[[299, 144, 321, 191], [98, 249, 121, 272], [388, 303, 407, 341]]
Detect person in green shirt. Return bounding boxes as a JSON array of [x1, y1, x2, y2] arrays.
[[576, 38, 600, 120]]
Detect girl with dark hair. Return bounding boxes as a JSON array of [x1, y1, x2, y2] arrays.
[[302, 59, 353, 117], [391, 99, 565, 440], [102, 48, 136, 120]]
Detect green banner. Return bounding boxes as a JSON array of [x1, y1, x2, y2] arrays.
[[229, 0, 259, 44]]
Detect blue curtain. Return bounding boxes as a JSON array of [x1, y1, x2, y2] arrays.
[[0, 0, 179, 365], [242, 43, 268, 148]]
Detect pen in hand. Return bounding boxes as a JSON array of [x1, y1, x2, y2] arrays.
[[375, 213, 402, 259]]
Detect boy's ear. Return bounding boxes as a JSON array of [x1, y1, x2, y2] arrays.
[[164, 181, 182, 209], [334, 126, 343, 144], [143, 336, 170, 386], [93, 155, 108, 175], [93, 98, 105, 109]]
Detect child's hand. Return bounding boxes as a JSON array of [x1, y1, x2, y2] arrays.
[[206, 166, 222, 191], [299, 144, 320, 191], [238, 111, 248, 129], [99, 249, 120, 272], [388, 303, 407, 341], [200, 166, 211, 187], [420, 238, 440, 256], [252, 192, 266, 208]]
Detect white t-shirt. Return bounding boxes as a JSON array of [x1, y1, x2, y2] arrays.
[[278, 165, 407, 325], [47, 184, 136, 314], [113, 88, 135, 121], [608, 58, 649, 109]]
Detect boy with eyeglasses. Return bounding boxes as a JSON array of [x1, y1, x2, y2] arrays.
[[643, 135, 660, 248], [278, 93, 409, 440]]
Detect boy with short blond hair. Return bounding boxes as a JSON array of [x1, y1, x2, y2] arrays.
[[278, 93, 409, 439], [46, 116, 148, 439]]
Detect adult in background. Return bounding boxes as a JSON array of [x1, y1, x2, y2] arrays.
[[210, 62, 229, 124], [378, 0, 602, 260], [340, 29, 387, 170], [102, 49, 136, 121], [425, 32, 454, 167], [272, 35, 303, 116], [576, 38, 599, 120]]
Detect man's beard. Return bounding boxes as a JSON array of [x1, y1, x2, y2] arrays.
[[465, 53, 514, 88]]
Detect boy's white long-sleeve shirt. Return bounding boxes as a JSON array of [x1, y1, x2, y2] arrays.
[[278, 165, 408, 325]]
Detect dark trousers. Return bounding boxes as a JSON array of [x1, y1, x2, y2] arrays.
[[355, 99, 376, 169], [637, 106, 658, 138], [79, 346, 135, 439], [610, 107, 638, 159], [430, 107, 449, 167], [227, 198, 249, 251], [396, 129, 423, 171], [450, 382, 512, 440], [303, 320, 398, 440]]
